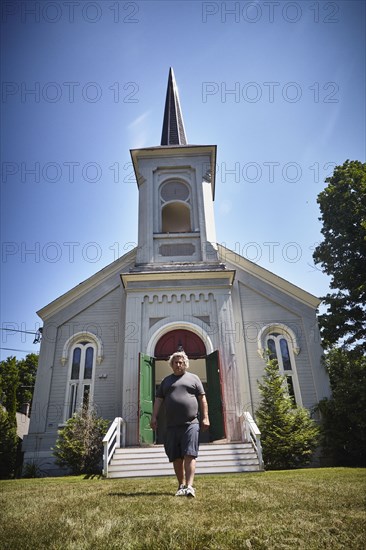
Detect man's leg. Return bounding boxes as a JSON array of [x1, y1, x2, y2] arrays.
[[184, 455, 196, 487], [173, 458, 184, 486], [182, 424, 199, 497]]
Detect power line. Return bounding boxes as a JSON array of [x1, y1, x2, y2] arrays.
[[1, 327, 43, 344], [0, 347, 37, 354], [0, 328, 40, 335]]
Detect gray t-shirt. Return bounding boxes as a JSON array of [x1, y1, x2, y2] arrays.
[[156, 371, 205, 427]]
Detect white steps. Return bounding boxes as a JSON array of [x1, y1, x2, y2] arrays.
[[106, 442, 261, 478]]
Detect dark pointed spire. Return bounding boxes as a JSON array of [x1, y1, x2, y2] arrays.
[[161, 68, 187, 146]]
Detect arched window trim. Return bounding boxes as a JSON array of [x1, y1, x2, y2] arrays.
[[257, 324, 300, 359], [257, 324, 302, 407], [161, 198, 191, 207], [61, 332, 103, 365]]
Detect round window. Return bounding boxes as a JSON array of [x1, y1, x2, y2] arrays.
[[161, 181, 189, 202]]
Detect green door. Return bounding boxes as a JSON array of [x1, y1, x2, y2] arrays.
[[139, 353, 155, 445], [206, 350, 225, 441]]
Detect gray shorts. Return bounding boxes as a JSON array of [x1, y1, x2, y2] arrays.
[[164, 423, 200, 462]]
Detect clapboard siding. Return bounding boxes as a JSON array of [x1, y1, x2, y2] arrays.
[[235, 279, 320, 412], [46, 286, 123, 429]]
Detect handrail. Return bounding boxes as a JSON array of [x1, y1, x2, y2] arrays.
[[241, 411, 264, 470], [102, 417, 126, 477]]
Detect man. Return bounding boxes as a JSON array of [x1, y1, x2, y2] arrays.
[[150, 351, 210, 497]]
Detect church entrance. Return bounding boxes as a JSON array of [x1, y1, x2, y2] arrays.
[[138, 329, 226, 445]]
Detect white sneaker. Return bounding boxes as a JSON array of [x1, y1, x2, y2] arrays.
[[175, 484, 187, 496], [186, 485, 196, 498]]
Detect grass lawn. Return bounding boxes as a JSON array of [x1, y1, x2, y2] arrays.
[[1, 468, 365, 549]]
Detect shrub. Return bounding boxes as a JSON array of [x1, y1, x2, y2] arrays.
[[22, 460, 49, 478], [256, 359, 320, 470], [53, 406, 109, 475], [0, 407, 18, 479], [317, 348, 366, 466]]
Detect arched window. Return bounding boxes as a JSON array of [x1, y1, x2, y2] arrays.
[[65, 342, 96, 420], [258, 324, 302, 406], [62, 332, 102, 422], [160, 180, 192, 233]]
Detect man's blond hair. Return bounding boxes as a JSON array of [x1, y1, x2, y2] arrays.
[[168, 351, 189, 369]]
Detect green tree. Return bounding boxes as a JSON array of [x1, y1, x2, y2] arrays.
[[256, 359, 320, 470], [16, 353, 38, 412], [53, 406, 109, 475], [0, 358, 19, 478], [0, 357, 19, 420], [317, 348, 366, 466], [313, 160, 366, 354], [0, 354, 38, 414], [0, 354, 38, 478], [0, 407, 18, 478]]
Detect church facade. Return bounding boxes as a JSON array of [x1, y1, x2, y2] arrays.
[[23, 69, 330, 473]]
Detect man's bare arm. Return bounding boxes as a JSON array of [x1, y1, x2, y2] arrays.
[[198, 394, 210, 431], [150, 397, 163, 430]]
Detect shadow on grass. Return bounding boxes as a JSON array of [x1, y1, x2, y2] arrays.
[[108, 491, 173, 497]]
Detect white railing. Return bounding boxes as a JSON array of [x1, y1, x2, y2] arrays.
[[241, 411, 264, 470], [102, 417, 126, 477]]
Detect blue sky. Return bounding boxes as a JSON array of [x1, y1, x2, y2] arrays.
[[1, 0, 365, 359]]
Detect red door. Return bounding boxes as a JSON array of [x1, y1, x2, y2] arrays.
[[155, 329, 206, 359]]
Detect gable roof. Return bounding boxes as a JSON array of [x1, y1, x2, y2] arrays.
[[37, 244, 320, 322], [218, 244, 320, 309], [37, 248, 136, 321]]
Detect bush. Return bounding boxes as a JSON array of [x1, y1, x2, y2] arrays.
[[0, 407, 18, 479], [22, 460, 49, 478], [256, 359, 320, 470], [317, 348, 366, 466], [53, 406, 109, 475]]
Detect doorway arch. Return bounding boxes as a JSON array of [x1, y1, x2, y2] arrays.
[[155, 329, 207, 359], [146, 321, 214, 358]]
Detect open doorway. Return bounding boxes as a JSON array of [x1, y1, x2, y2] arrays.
[[155, 356, 210, 443], [151, 329, 226, 444]]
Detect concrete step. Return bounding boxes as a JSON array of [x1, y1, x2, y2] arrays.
[[109, 455, 259, 470], [107, 464, 260, 478], [112, 446, 255, 462], [116, 441, 252, 454], [106, 442, 261, 478], [111, 450, 257, 463]]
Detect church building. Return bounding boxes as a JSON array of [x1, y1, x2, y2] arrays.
[[23, 69, 330, 475]]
